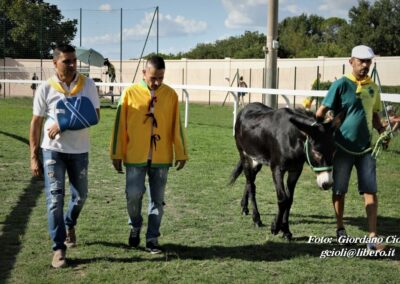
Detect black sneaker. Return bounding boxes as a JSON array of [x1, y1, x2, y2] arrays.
[[336, 228, 349, 246], [145, 241, 163, 254], [128, 227, 141, 248]]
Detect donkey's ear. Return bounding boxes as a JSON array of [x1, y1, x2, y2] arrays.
[[289, 115, 323, 137]]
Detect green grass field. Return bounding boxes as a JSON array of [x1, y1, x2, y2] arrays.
[[1, 97, 399, 283]]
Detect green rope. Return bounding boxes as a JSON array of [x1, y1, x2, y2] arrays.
[[370, 66, 394, 159], [371, 130, 392, 159], [335, 143, 372, 156]]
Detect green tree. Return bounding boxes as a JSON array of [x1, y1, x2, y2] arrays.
[[278, 14, 310, 58], [278, 14, 349, 58], [182, 31, 265, 59], [345, 0, 400, 56], [0, 0, 77, 59]]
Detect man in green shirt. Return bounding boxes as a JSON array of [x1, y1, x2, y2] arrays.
[[316, 45, 386, 251]]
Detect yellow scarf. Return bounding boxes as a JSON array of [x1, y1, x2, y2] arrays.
[[345, 73, 372, 94], [48, 73, 86, 96]]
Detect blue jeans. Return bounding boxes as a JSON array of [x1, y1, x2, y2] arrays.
[[43, 149, 89, 251], [125, 166, 169, 242], [332, 148, 377, 195]]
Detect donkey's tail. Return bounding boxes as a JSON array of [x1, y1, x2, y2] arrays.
[[228, 160, 243, 186]]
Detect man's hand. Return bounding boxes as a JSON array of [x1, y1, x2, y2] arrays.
[[30, 115, 44, 177], [175, 160, 186, 171], [30, 157, 43, 177], [112, 159, 123, 173], [47, 123, 60, 139]]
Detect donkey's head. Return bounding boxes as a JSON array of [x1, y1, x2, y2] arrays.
[[290, 110, 345, 190]]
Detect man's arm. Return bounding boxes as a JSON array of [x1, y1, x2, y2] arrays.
[[372, 112, 386, 134], [315, 105, 330, 122], [30, 115, 44, 177]]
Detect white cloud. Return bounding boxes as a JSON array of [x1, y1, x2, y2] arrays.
[[83, 33, 118, 45], [222, 0, 267, 29], [121, 12, 207, 40], [317, 0, 358, 18], [285, 4, 301, 14], [99, 4, 112, 11], [82, 12, 207, 45], [221, 0, 377, 29]]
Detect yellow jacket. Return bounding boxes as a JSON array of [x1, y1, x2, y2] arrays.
[[110, 80, 188, 167]]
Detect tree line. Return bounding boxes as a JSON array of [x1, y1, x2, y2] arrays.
[[152, 0, 400, 59], [1, 0, 399, 59]]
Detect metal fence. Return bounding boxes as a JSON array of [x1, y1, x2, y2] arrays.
[[1, 6, 160, 82]]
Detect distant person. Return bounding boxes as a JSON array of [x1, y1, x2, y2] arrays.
[[237, 76, 248, 106], [110, 55, 188, 254], [382, 105, 400, 131], [31, 72, 39, 96], [104, 58, 116, 94], [303, 73, 321, 111], [29, 44, 100, 268], [316, 45, 386, 252]]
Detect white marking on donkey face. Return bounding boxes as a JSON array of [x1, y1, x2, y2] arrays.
[[316, 171, 333, 190]]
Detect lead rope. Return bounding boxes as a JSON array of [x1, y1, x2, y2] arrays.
[[371, 67, 393, 159]]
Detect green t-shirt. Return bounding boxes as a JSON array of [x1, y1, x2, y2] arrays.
[[322, 76, 381, 153]]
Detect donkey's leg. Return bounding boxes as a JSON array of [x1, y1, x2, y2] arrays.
[[271, 167, 288, 235], [240, 185, 250, 216], [280, 169, 302, 240], [243, 163, 262, 226]]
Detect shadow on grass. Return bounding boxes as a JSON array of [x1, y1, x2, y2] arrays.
[[163, 241, 399, 261], [163, 242, 325, 261], [189, 121, 232, 130], [347, 215, 400, 237], [294, 213, 400, 237], [0, 176, 43, 283], [74, 240, 330, 262], [0, 130, 30, 145], [227, 211, 400, 241], [388, 149, 400, 155], [81, 238, 400, 263], [67, 255, 165, 267], [85, 241, 131, 249]]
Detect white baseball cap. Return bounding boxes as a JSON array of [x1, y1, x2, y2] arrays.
[[351, 45, 375, 59]]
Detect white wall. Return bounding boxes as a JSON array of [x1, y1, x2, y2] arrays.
[[1, 56, 399, 105]]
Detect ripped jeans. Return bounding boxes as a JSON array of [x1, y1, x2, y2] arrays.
[[42, 149, 88, 251], [125, 166, 169, 242]]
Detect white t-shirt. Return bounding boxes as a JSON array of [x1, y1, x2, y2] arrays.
[[33, 73, 100, 154]]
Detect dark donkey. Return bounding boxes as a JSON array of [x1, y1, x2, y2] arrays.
[[229, 102, 343, 240]]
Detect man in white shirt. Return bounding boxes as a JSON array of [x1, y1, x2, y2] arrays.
[[29, 44, 100, 268]]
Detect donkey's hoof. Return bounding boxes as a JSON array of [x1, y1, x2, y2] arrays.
[[254, 220, 264, 228], [241, 208, 249, 216], [282, 232, 293, 241], [271, 222, 280, 235]]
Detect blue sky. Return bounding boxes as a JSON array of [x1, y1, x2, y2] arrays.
[[45, 0, 373, 59]]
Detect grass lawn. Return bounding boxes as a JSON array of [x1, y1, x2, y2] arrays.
[[0, 97, 399, 283]]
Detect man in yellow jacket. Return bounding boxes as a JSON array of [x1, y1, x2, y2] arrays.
[[110, 55, 188, 254]]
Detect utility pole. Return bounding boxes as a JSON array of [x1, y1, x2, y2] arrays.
[[264, 0, 278, 108]]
